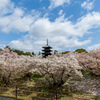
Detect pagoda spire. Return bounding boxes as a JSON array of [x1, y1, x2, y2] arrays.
[[47, 39, 48, 45]]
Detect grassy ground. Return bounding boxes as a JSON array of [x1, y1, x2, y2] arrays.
[[0, 84, 98, 100], [0, 73, 100, 100]]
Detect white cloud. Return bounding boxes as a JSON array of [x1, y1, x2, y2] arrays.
[[3, 8, 100, 52], [9, 40, 34, 52], [29, 16, 78, 39], [9, 35, 91, 53], [49, 0, 70, 9], [9, 38, 46, 53], [0, 0, 14, 16], [29, 12, 100, 39], [58, 10, 63, 15], [20, 12, 100, 52], [10, 12, 100, 53], [43, 13, 49, 18], [0, 1, 40, 33], [75, 12, 100, 37], [1, 0, 100, 53], [87, 43, 100, 50], [81, 0, 94, 11]]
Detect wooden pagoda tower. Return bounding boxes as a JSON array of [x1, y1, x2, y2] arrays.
[[42, 39, 52, 58]]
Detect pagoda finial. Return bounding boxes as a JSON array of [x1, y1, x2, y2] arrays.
[[47, 39, 48, 45]]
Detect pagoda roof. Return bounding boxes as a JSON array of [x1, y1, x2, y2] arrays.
[[42, 49, 52, 51], [42, 44, 52, 48], [42, 39, 52, 48]]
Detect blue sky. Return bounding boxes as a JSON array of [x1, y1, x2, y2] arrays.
[[0, 0, 100, 53]]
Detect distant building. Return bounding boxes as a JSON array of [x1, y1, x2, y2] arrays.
[[42, 39, 52, 58]]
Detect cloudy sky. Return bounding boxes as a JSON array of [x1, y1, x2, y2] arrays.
[[0, 0, 100, 53]]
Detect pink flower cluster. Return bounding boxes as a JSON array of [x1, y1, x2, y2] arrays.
[[75, 49, 100, 75], [0, 48, 20, 58]]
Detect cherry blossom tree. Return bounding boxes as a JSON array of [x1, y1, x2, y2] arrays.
[[0, 48, 20, 58], [75, 49, 100, 75], [29, 52, 83, 86], [0, 49, 33, 84], [0, 48, 83, 86]]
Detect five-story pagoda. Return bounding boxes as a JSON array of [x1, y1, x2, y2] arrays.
[[42, 39, 52, 58]]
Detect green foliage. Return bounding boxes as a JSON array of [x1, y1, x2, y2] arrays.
[[57, 48, 87, 54], [62, 51, 69, 54], [4, 46, 11, 51], [0, 48, 2, 51], [75, 48, 88, 53], [94, 96, 100, 100], [82, 71, 91, 75], [54, 50, 58, 54], [38, 51, 41, 55], [32, 52, 35, 55], [4, 45, 35, 56], [81, 70, 91, 78], [24, 73, 33, 78], [13, 49, 24, 55], [24, 52, 32, 56], [31, 73, 42, 78], [11, 48, 33, 56], [5, 47, 25, 55], [4, 46, 10, 49]]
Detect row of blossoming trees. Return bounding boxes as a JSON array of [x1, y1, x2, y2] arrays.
[[0, 48, 100, 86]]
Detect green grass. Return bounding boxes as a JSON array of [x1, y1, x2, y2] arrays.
[[0, 73, 100, 100], [0, 88, 98, 100]]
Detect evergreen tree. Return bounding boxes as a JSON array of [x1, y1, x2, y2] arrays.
[[75, 48, 88, 53], [32, 52, 35, 55], [54, 50, 58, 54], [38, 51, 41, 55]]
